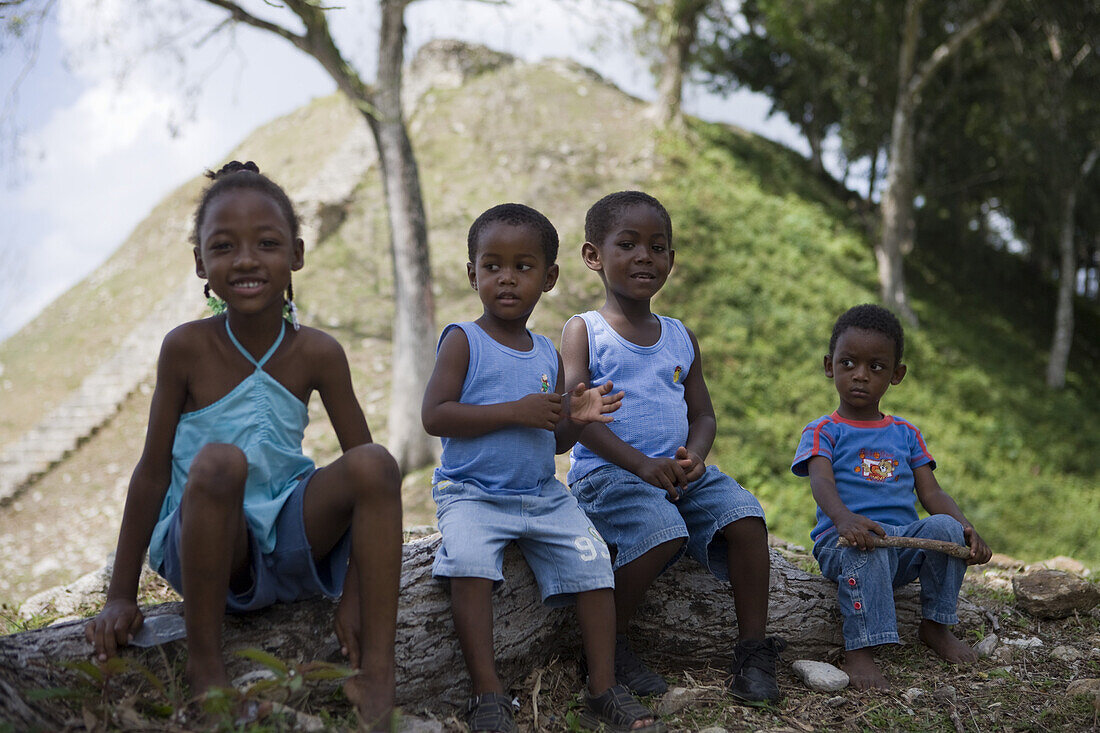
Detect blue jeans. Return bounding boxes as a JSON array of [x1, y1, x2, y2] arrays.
[[813, 515, 967, 650], [572, 463, 765, 581], [432, 478, 615, 607]]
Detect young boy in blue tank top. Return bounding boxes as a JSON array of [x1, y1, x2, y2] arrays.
[[421, 204, 664, 733], [562, 191, 782, 703], [85, 162, 402, 729], [791, 304, 991, 689]]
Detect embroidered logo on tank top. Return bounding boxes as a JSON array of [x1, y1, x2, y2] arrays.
[[673, 365, 683, 384], [855, 449, 900, 482], [539, 373, 551, 393]]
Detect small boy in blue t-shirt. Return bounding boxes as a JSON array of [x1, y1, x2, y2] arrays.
[[791, 304, 991, 689], [562, 191, 782, 704], [422, 204, 663, 733]]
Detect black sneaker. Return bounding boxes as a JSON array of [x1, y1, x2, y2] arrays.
[[728, 636, 786, 703], [614, 634, 668, 695]]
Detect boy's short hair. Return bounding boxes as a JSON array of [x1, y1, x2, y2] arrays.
[[467, 203, 559, 265], [585, 191, 672, 248], [829, 304, 905, 364]]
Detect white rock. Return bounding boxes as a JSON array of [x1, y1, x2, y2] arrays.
[[791, 659, 849, 692], [934, 685, 957, 703], [697, 728, 729, 733], [1052, 645, 1083, 662], [975, 633, 999, 658], [1003, 635, 1044, 648], [657, 686, 700, 715], [993, 645, 1014, 663], [903, 687, 925, 704]]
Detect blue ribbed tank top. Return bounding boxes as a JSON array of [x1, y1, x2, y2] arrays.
[[433, 322, 557, 494], [148, 319, 315, 571], [567, 311, 694, 484]]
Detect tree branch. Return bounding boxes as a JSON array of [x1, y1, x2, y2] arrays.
[[197, 0, 307, 50], [908, 0, 1007, 100]]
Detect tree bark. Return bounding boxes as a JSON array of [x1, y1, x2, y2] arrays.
[[373, 0, 439, 470], [0, 536, 984, 727], [651, 1, 706, 128]]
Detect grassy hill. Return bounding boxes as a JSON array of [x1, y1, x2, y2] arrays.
[[1, 51, 1098, 608]]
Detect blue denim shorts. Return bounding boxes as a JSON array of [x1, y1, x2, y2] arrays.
[[158, 469, 352, 613], [813, 514, 967, 650], [571, 464, 766, 580], [432, 478, 615, 607]]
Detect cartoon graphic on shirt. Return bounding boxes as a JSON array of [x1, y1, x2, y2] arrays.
[[539, 373, 551, 393], [855, 449, 900, 482], [673, 365, 683, 384]]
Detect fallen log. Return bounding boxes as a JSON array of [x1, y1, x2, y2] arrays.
[[0, 534, 983, 728], [836, 535, 973, 560]]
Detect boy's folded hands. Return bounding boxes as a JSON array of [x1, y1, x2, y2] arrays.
[[515, 382, 624, 431]]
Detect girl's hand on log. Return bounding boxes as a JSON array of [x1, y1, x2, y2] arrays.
[[84, 599, 143, 662], [964, 525, 992, 566], [834, 513, 886, 551]]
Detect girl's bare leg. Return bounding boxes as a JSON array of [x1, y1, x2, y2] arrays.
[[304, 444, 402, 730], [178, 443, 252, 694]]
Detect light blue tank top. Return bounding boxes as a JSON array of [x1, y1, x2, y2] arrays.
[[567, 311, 694, 484], [433, 322, 557, 494], [148, 319, 315, 571]]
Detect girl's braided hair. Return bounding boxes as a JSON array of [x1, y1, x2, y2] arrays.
[[189, 160, 300, 246]]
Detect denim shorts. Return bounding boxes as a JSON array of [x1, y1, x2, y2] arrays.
[[432, 478, 615, 607], [813, 514, 967, 650], [571, 464, 766, 581], [158, 469, 352, 613]]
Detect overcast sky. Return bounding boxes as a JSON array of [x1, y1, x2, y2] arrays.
[[0, 0, 807, 343]]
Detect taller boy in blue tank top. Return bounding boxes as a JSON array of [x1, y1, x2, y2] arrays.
[[562, 191, 783, 703], [422, 204, 664, 733], [791, 304, 991, 689]]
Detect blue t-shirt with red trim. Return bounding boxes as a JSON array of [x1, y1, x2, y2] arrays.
[[791, 412, 936, 542]]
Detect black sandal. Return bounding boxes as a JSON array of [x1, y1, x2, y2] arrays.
[[578, 684, 666, 732], [464, 692, 515, 733]]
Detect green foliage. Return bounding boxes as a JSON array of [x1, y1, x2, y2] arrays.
[[649, 118, 1100, 568]]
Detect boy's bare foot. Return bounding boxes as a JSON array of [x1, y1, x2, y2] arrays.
[[345, 672, 397, 732], [919, 619, 978, 663], [841, 648, 888, 690]]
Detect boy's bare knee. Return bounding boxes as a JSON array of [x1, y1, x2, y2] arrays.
[[722, 516, 767, 544]]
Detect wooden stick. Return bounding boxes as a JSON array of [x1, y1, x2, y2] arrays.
[[837, 535, 972, 559]]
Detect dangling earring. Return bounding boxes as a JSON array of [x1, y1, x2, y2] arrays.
[[204, 282, 226, 315], [283, 278, 300, 331]]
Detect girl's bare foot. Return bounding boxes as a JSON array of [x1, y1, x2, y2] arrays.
[[841, 647, 888, 690], [344, 672, 397, 732], [186, 657, 229, 697], [919, 619, 977, 663]]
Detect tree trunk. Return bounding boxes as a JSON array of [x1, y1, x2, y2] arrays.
[[0, 537, 984, 727], [372, 0, 438, 471], [1046, 146, 1099, 388], [878, 93, 919, 326], [876, 0, 921, 326], [877, 0, 1006, 327], [652, 1, 705, 128]]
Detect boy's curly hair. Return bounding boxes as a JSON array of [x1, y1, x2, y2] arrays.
[[467, 203, 559, 265], [829, 304, 905, 364], [584, 191, 672, 248], [189, 160, 300, 246]]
